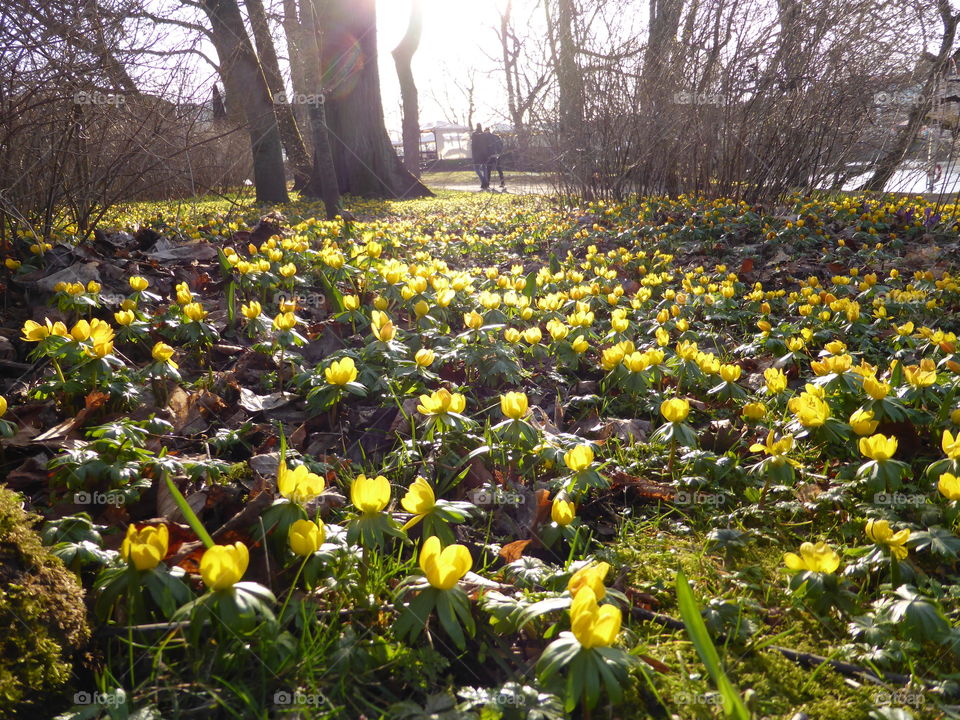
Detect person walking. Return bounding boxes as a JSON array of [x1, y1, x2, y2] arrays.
[[483, 129, 506, 190], [471, 124, 491, 189]]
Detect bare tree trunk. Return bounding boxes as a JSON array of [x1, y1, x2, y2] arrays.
[[300, 0, 340, 218], [281, 0, 311, 138], [320, 0, 431, 198], [244, 0, 312, 190], [392, 0, 424, 177], [862, 0, 958, 192], [553, 0, 587, 193], [201, 0, 289, 203]]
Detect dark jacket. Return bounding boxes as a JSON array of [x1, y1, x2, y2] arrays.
[[484, 132, 504, 157], [471, 131, 490, 163]]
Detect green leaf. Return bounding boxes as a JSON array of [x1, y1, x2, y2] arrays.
[[164, 474, 214, 548], [676, 571, 751, 720]]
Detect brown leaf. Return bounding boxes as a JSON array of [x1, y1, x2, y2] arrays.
[[739, 258, 754, 273], [499, 539, 532, 562]]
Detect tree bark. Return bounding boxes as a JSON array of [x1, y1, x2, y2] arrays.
[[299, 0, 341, 218], [244, 0, 312, 190], [281, 0, 312, 139], [201, 0, 289, 203], [862, 0, 958, 192], [319, 0, 431, 198], [392, 0, 424, 177]]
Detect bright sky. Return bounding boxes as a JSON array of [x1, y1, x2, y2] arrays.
[[375, 0, 534, 135]]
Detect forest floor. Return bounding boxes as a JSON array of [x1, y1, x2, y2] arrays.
[[3, 189, 960, 719]]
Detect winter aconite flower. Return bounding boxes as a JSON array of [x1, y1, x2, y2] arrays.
[[784, 541, 840, 574], [938, 473, 960, 501], [849, 408, 879, 436], [904, 358, 937, 387], [788, 392, 830, 427], [129, 276, 149, 292], [152, 342, 178, 368], [500, 391, 529, 420], [551, 496, 576, 526], [564, 444, 594, 472], [417, 388, 466, 416], [419, 536, 472, 590], [942, 430, 960, 460], [371, 310, 396, 342], [570, 586, 621, 649], [121, 524, 168, 571], [567, 561, 610, 600], [241, 301, 262, 319], [764, 367, 788, 394], [401, 476, 435, 529], [750, 431, 796, 464], [289, 519, 325, 556], [660, 397, 690, 423], [273, 312, 297, 331], [859, 434, 898, 461], [200, 542, 249, 590], [278, 463, 325, 504], [414, 349, 435, 367], [0, 396, 6, 418], [324, 357, 358, 386], [865, 519, 910, 560], [351, 474, 391, 514]]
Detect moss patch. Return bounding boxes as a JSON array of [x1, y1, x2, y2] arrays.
[[0, 485, 90, 719]]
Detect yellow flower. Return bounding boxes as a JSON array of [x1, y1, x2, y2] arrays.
[[783, 541, 840, 574], [788, 393, 830, 427], [351, 474, 391, 514], [371, 310, 396, 341], [413, 300, 430, 318], [564, 444, 594, 472], [504, 328, 521, 344], [942, 430, 960, 460], [152, 342, 178, 368], [567, 561, 609, 599], [570, 586, 621, 649], [241, 301, 262, 319], [417, 388, 466, 416], [750, 430, 795, 463], [571, 335, 589, 354], [500, 391, 529, 420], [938, 473, 960, 501], [200, 542, 249, 590], [21, 319, 52, 342], [764, 367, 788, 394], [0, 396, 6, 418], [414, 348, 435, 367], [660, 397, 690, 423], [272, 311, 296, 331], [183, 302, 207, 322], [464, 311, 484, 329], [85, 321, 115, 358], [324, 357, 358, 386], [865, 519, 910, 560], [622, 351, 649, 373], [5, 258, 21, 270], [904, 358, 937, 387], [859, 433, 898, 461], [741, 402, 767, 421], [849, 408, 879, 436], [279, 298, 297, 313], [279, 263, 297, 277], [289, 519, 325, 556], [278, 463, 326, 504], [401, 476, 436, 529], [129, 276, 149, 292], [719, 364, 742, 382], [551, 496, 576, 526], [120, 524, 168, 571], [811, 354, 852, 376], [523, 327, 542, 344], [419, 536, 472, 590], [114, 310, 135, 326], [343, 295, 360, 311], [862, 375, 890, 400], [175, 282, 192, 304]]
